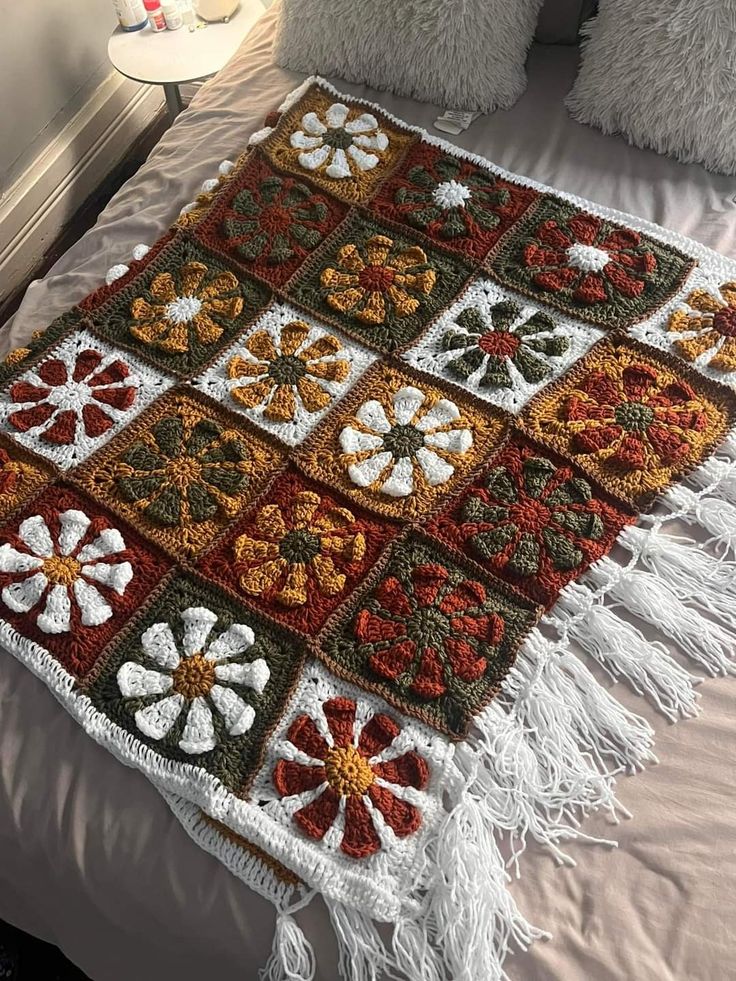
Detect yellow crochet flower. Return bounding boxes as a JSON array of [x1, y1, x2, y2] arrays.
[[234, 490, 366, 607], [130, 261, 243, 353], [668, 282, 736, 372], [227, 319, 350, 423], [321, 235, 436, 326]]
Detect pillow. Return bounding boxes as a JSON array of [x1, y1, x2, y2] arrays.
[[272, 0, 546, 113], [566, 1, 736, 175], [536, 0, 596, 44]]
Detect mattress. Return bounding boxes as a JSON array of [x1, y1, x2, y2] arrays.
[[1, 6, 734, 979]]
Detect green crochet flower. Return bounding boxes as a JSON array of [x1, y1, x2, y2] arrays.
[[116, 414, 251, 527], [221, 175, 329, 264], [441, 301, 569, 389]]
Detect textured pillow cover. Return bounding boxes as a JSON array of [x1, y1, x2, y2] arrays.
[[272, 0, 546, 112], [566, 1, 736, 175]]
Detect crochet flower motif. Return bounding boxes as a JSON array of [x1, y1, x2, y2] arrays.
[[117, 606, 270, 755], [115, 415, 251, 526], [339, 386, 473, 498], [7, 349, 138, 446], [0, 509, 133, 633], [234, 490, 366, 607], [321, 235, 436, 326], [0, 447, 24, 495], [667, 282, 736, 373], [221, 176, 330, 264], [563, 362, 708, 470], [355, 562, 502, 700], [394, 154, 510, 240], [130, 261, 243, 353], [462, 456, 605, 578], [523, 212, 656, 304], [441, 301, 569, 389], [226, 319, 350, 423], [290, 103, 389, 180], [272, 696, 428, 858]]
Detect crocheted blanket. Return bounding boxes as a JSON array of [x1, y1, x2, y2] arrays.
[[3, 77, 736, 980]]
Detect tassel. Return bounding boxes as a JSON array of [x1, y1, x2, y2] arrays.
[[586, 557, 736, 676], [619, 525, 736, 630], [553, 583, 699, 722], [689, 457, 736, 504], [423, 792, 548, 981], [325, 900, 391, 981], [459, 701, 611, 872], [259, 896, 316, 981], [665, 484, 736, 558], [391, 917, 443, 981]]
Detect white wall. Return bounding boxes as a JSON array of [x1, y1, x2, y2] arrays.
[[0, 0, 120, 192]]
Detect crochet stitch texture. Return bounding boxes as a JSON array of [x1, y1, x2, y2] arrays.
[[3, 78, 736, 980]]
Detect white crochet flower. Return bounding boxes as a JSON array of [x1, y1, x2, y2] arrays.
[[339, 386, 473, 498], [117, 606, 270, 755], [290, 103, 389, 180], [0, 509, 133, 633]]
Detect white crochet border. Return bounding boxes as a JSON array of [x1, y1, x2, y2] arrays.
[[3, 75, 736, 946]]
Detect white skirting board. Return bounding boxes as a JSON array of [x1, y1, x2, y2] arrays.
[[0, 72, 165, 300]]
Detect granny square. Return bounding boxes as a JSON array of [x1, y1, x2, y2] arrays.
[[286, 213, 473, 353], [249, 659, 453, 874], [0, 437, 55, 521], [191, 302, 376, 446], [193, 149, 349, 288], [86, 571, 306, 792], [489, 196, 695, 328], [77, 231, 178, 314], [317, 533, 541, 737], [404, 277, 603, 413], [426, 433, 633, 609], [198, 466, 399, 635], [261, 84, 417, 204], [295, 360, 509, 521], [519, 334, 736, 507], [0, 483, 171, 677], [369, 142, 538, 262], [630, 265, 736, 389], [0, 310, 86, 388], [0, 328, 173, 470], [89, 235, 271, 377], [74, 387, 286, 559]]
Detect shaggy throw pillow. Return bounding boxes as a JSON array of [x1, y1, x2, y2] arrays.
[[272, 0, 546, 113], [566, 1, 736, 175]]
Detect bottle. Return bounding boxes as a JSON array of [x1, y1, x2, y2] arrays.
[[143, 0, 167, 31], [162, 0, 183, 29], [112, 0, 147, 31]]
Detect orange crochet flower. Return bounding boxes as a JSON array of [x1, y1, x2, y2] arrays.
[[321, 234, 436, 325], [234, 490, 366, 606], [130, 261, 243, 353], [227, 319, 349, 423], [668, 283, 736, 372]]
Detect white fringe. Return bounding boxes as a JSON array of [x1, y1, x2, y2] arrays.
[[326, 899, 392, 981], [260, 894, 317, 981], [664, 484, 736, 557], [689, 457, 736, 504], [585, 556, 736, 676], [552, 583, 699, 722]]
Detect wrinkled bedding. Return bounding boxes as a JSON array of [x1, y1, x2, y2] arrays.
[[1, 6, 734, 979]]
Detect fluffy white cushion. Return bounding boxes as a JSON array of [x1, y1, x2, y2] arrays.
[[273, 0, 545, 113], [566, 2, 736, 175]]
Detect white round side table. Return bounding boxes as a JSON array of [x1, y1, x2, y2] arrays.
[[108, 2, 263, 120]]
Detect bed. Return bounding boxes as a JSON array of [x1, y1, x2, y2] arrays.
[[1, 6, 734, 979]]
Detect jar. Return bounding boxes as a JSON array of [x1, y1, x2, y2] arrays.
[[194, 0, 239, 23], [143, 0, 167, 31], [162, 0, 184, 29], [112, 0, 147, 31]]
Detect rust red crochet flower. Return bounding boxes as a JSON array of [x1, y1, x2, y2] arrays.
[[564, 361, 708, 470], [272, 696, 428, 859], [354, 562, 503, 701], [523, 212, 655, 305]]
